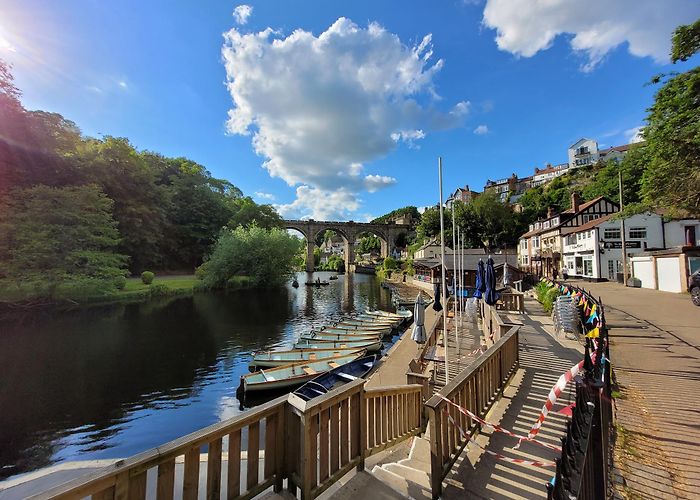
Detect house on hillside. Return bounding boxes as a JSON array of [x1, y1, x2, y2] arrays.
[[531, 163, 570, 187], [445, 185, 480, 209], [483, 174, 531, 203], [568, 138, 600, 169]]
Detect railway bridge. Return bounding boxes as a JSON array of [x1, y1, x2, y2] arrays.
[[283, 219, 411, 272]]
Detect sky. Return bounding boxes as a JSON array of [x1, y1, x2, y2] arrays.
[[1, 0, 699, 221]]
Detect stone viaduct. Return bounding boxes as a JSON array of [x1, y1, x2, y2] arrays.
[[283, 219, 411, 273]]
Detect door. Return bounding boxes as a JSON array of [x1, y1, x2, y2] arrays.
[[685, 225, 697, 246], [607, 260, 615, 280]]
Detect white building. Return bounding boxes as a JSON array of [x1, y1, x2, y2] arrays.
[[531, 163, 570, 186], [568, 138, 600, 169], [561, 213, 668, 280]]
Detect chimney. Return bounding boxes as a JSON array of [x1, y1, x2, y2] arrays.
[[571, 192, 581, 212], [547, 207, 554, 218]]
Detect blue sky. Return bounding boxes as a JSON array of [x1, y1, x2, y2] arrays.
[[2, 0, 699, 220]]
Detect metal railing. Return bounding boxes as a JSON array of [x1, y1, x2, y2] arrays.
[[545, 281, 614, 500]]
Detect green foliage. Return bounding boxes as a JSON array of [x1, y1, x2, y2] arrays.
[[581, 151, 646, 206], [453, 192, 525, 249], [534, 281, 559, 314], [404, 259, 415, 276], [198, 225, 303, 288], [416, 206, 445, 240], [371, 206, 421, 224], [141, 271, 155, 285], [639, 28, 700, 216], [228, 196, 282, 230], [313, 247, 322, 266], [0, 185, 127, 298], [671, 18, 700, 63], [115, 275, 127, 290], [357, 234, 381, 254], [320, 254, 345, 272], [382, 256, 400, 270]]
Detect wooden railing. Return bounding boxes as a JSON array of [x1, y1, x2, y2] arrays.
[[425, 325, 520, 499], [480, 301, 515, 345], [32, 379, 423, 500], [30, 394, 289, 500], [497, 290, 524, 313], [417, 310, 443, 367], [286, 379, 423, 499]]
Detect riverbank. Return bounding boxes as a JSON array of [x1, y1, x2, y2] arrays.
[[0, 275, 254, 310]]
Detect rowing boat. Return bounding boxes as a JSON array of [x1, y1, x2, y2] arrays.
[[300, 331, 379, 341], [294, 355, 378, 401], [320, 326, 391, 337], [249, 347, 366, 369], [241, 352, 363, 392], [293, 338, 382, 352], [351, 314, 401, 327]]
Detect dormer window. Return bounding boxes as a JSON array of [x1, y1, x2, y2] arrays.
[[552, 217, 559, 225]]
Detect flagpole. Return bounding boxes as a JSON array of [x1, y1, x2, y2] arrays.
[[459, 226, 464, 325], [452, 207, 460, 356], [457, 225, 462, 327], [438, 157, 450, 384]]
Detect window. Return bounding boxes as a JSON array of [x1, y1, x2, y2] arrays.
[[520, 239, 527, 250], [604, 228, 621, 239], [566, 235, 576, 245], [629, 227, 647, 239], [552, 217, 559, 225], [533, 237, 540, 248], [522, 255, 528, 265]]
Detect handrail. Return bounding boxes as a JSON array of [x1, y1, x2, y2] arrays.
[[425, 325, 520, 499], [30, 394, 289, 500]]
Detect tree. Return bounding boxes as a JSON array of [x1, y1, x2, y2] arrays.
[[453, 192, 525, 250], [640, 19, 700, 216], [228, 196, 282, 230], [371, 206, 421, 225], [0, 185, 127, 298], [357, 234, 381, 254], [416, 206, 446, 240], [582, 150, 646, 206], [198, 225, 302, 288]]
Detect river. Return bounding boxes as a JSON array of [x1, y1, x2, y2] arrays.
[[0, 272, 395, 480]]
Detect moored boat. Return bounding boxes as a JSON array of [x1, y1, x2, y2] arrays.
[[320, 326, 391, 337], [337, 318, 395, 328], [249, 347, 366, 369], [293, 338, 382, 352], [300, 331, 379, 341], [241, 352, 363, 392], [351, 314, 401, 327], [294, 355, 378, 401]]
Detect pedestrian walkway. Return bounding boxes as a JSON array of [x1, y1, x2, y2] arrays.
[[566, 280, 700, 499], [441, 296, 582, 499], [432, 313, 484, 391]]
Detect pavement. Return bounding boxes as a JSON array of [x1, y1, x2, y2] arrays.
[[565, 279, 700, 499]]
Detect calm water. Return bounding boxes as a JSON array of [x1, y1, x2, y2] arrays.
[[0, 272, 394, 479]]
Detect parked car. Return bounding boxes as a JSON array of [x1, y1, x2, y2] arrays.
[[689, 270, 700, 307]]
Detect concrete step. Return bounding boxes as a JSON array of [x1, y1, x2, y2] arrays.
[[382, 464, 430, 489], [370, 466, 411, 498], [397, 436, 431, 473]]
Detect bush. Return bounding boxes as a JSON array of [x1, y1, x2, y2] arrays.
[[149, 283, 169, 296], [115, 275, 127, 290], [141, 271, 155, 284], [534, 280, 559, 313]]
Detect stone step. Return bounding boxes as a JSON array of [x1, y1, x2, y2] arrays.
[[370, 466, 411, 498], [382, 463, 430, 489]]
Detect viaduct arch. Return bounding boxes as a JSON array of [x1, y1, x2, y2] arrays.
[[283, 219, 411, 273]]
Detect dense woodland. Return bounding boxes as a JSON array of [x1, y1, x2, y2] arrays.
[[0, 61, 282, 298]]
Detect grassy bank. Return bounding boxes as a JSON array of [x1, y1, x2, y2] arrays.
[[0, 275, 254, 307]]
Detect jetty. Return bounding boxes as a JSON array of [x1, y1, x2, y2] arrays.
[[3, 283, 618, 500]]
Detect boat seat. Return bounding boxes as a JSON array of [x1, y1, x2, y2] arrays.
[[303, 367, 317, 375], [328, 362, 340, 368], [309, 353, 317, 360], [260, 370, 275, 381], [337, 372, 358, 381]]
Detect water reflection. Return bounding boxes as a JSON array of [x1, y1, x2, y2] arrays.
[[0, 272, 392, 479]]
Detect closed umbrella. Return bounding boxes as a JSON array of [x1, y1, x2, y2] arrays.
[[474, 259, 486, 299], [484, 257, 498, 305], [432, 283, 443, 312], [411, 294, 426, 343]]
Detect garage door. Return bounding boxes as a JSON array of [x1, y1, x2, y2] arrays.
[[657, 257, 682, 293]]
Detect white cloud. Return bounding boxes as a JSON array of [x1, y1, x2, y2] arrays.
[[222, 18, 467, 219], [232, 5, 253, 25], [275, 186, 361, 221], [482, 0, 700, 71], [624, 126, 645, 144], [473, 124, 489, 135], [117, 80, 128, 89], [254, 191, 276, 201]]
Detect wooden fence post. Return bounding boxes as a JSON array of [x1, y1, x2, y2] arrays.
[[428, 405, 443, 500]]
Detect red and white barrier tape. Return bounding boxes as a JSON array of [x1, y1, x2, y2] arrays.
[[438, 395, 561, 452], [442, 407, 556, 468]]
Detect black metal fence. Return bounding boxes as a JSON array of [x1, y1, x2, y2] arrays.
[[544, 281, 614, 500]]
